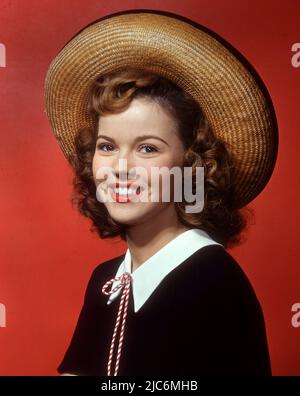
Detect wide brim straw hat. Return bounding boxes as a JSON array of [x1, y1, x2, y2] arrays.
[[44, 9, 278, 209]]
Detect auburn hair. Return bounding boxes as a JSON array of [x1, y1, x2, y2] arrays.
[[69, 66, 253, 248]]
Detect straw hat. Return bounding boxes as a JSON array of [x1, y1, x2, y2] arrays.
[[44, 9, 278, 209]]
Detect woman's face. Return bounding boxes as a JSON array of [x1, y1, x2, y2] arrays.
[[92, 97, 186, 227]]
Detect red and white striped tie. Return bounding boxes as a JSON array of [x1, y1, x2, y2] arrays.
[[101, 271, 132, 376]]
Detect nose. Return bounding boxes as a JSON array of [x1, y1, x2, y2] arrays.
[[111, 150, 136, 182]]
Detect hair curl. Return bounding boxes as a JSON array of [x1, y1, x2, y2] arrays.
[[70, 66, 254, 248]]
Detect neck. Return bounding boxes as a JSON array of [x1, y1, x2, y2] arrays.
[[125, 205, 191, 272]]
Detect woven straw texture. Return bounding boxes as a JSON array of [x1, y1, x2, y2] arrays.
[[44, 11, 278, 208]]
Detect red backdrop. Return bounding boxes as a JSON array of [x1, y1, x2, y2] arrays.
[[0, 0, 299, 376]]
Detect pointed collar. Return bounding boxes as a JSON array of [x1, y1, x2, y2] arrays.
[[106, 228, 223, 313]]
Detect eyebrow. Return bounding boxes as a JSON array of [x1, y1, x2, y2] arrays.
[[96, 134, 169, 146]]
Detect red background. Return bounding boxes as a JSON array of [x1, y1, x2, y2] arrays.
[[0, 0, 299, 375]]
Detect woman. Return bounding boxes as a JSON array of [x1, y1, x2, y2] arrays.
[[44, 10, 278, 376]]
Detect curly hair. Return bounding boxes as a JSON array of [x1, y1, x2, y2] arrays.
[[70, 66, 254, 248]]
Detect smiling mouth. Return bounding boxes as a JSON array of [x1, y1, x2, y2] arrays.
[[109, 185, 143, 203]]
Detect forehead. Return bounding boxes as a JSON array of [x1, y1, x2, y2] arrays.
[[97, 98, 178, 141]]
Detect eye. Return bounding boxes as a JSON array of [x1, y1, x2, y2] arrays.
[[139, 144, 158, 154], [97, 143, 114, 152], [96, 143, 158, 154]]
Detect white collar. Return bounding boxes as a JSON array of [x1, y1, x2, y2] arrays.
[[106, 228, 223, 313]]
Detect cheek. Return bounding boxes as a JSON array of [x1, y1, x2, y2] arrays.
[[141, 162, 173, 196], [144, 155, 184, 180], [92, 154, 106, 183], [92, 155, 98, 180], [146, 156, 185, 198], [171, 148, 186, 168]]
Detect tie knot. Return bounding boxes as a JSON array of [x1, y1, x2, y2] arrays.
[[120, 272, 132, 285], [102, 271, 132, 296]]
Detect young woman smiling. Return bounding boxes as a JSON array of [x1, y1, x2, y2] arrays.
[[44, 10, 278, 376]]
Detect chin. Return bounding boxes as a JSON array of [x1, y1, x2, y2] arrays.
[[106, 205, 150, 226]]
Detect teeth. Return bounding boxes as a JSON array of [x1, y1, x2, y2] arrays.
[[113, 187, 136, 195]]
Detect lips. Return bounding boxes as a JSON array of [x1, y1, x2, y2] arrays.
[[106, 183, 141, 203], [105, 181, 144, 200]]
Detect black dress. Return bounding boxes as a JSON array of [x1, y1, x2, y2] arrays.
[[57, 244, 272, 376]]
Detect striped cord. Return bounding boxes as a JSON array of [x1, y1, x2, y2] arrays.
[[101, 271, 132, 376]]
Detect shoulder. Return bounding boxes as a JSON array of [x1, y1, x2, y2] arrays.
[[181, 246, 271, 375], [181, 244, 268, 337], [181, 244, 261, 306], [192, 244, 254, 286]]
